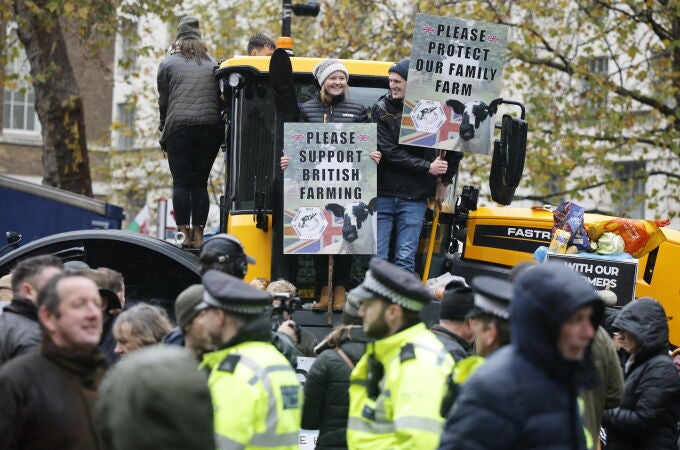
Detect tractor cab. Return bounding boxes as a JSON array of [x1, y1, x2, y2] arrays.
[[214, 52, 528, 303], [215, 56, 391, 292]]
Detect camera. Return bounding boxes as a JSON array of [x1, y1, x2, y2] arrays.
[[269, 292, 302, 340]]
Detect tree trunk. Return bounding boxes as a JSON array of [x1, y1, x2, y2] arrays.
[[12, 0, 93, 197]]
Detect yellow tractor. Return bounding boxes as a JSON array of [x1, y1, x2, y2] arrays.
[[215, 47, 680, 344]]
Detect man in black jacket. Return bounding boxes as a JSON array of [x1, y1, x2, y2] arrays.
[[431, 279, 475, 362], [372, 59, 453, 274], [0, 255, 63, 366], [0, 273, 108, 449]]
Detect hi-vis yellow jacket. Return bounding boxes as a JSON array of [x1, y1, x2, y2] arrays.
[[347, 323, 455, 450], [200, 340, 301, 450]]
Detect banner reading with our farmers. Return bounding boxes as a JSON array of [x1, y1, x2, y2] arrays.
[[283, 123, 377, 255], [399, 14, 509, 155]]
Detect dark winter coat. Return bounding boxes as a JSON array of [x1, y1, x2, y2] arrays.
[[0, 337, 108, 450], [0, 299, 41, 366], [299, 94, 368, 124], [372, 92, 442, 201], [157, 52, 222, 145], [431, 324, 471, 362], [602, 297, 680, 450], [439, 262, 603, 450], [302, 325, 370, 450]]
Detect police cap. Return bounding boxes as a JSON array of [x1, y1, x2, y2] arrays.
[[467, 276, 512, 320], [360, 257, 433, 312], [197, 270, 271, 315]]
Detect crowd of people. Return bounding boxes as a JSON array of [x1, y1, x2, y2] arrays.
[[1, 235, 680, 450], [1, 15, 679, 450]]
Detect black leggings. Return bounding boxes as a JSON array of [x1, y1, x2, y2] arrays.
[[165, 124, 223, 226]]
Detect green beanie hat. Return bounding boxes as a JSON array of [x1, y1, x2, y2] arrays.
[[176, 16, 201, 41]]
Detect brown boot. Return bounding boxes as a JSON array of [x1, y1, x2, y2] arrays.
[[189, 225, 204, 249], [333, 286, 346, 312], [312, 285, 331, 311], [176, 225, 191, 247]]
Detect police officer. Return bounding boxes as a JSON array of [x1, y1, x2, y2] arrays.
[[347, 258, 455, 450], [466, 276, 512, 359], [437, 276, 513, 427], [198, 234, 298, 368], [196, 270, 301, 449]]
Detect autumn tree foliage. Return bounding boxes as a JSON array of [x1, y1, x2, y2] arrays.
[[413, 0, 679, 218], [4, 0, 678, 219]]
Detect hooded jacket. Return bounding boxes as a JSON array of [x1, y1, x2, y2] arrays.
[[372, 93, 437, 201], [439, 263, 603, 450], [302, 325, 370, 450], [602, 297, 680, 450]]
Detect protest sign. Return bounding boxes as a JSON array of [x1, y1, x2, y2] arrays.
[[399, 14, 509, 155], [284, 123, 377, 255], [545, 253, 639, 305]]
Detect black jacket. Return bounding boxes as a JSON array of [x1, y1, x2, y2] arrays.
[[302, 326, 370, 450], [0, 299, 41, 366], [602, 297, 680, 450], [372, 93, 437, 200], [439, 263, 603, 450], [299, 94, 368, 124], [0, 337, 107, 450], [157, 52, 222, 144], [431, 324, 471, 362]]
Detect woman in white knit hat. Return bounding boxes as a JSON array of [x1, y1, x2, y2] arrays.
[[281, 58, 381, 313]]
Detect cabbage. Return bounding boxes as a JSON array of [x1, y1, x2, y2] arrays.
[[596, 232, 625, 255]]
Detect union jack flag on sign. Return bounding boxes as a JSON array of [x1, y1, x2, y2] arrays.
[[422, 25, 435, 34], [292, 134, 305, 142], [487, 35, 501, 43], [357, 134, 370, 142]]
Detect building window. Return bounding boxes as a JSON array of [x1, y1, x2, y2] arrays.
[[116, 102, 135, 150], [588, 56, 609, 75], [613, 160, 645, 218], [3, 41, 41, 134], [118, 20, 138, 76], [580, 56, 609, 110]]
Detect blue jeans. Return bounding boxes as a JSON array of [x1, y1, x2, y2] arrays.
[[376, 197, 426, 273]]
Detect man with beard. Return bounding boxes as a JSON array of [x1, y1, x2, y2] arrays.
[[0, 274, 108, 449], [347, 258, 455, 450]]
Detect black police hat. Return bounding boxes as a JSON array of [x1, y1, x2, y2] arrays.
[[200, 234, 256, 264], [197, 270, 271, 315], [360, 257, 433, 312], [467, 276, 512, 320]]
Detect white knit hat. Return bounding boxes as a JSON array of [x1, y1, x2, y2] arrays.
[[313, 59, 349, 86]]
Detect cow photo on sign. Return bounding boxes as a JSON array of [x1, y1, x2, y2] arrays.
[[399, 14, 509, 155], [283, 123, 377, 255]]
